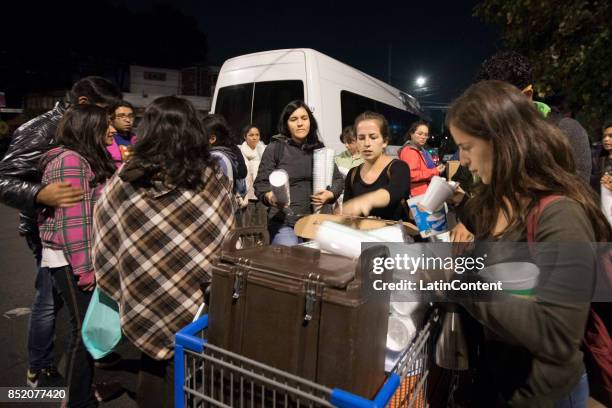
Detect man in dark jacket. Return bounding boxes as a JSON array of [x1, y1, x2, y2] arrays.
[[0, 76, 121, 387], [474, 51, 592, 182]]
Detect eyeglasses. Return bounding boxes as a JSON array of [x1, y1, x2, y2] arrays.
[[115, 114, 134, 120]]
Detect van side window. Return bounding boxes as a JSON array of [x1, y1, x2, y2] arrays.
[[340, 90, 420, 145], [215, 81, 304, 144], [216, 84, 254, 138], [252, 81, 304, 144]]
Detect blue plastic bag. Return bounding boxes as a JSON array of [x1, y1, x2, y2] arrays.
[[81, 287, 122, 359]]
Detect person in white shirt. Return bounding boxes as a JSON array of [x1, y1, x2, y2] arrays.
[[238, 124, 266, 205]]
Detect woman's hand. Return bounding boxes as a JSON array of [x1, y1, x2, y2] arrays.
[[601, 174, 612, 191], [436, 164, 446, 174], [311, 190, 334, 206], [447, 185, 466, 206], [450, 222, 474, 256], [265, 191, 287, 209], [36, 182, 83, 208], [341, 196, 373, 217]]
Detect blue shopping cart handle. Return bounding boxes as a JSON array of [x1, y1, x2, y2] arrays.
[[330, 373, 401, 408], [175, 314, 208, 353]]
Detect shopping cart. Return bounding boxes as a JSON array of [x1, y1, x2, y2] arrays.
[[174, 310, 439, 408]]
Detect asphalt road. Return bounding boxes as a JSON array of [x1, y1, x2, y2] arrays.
[[0, 204, 139, 407]]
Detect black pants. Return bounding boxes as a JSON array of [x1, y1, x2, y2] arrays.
[[137, 352, 173, 408], [50, 265, 96, 408]]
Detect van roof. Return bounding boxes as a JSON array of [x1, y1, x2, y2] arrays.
[[221, 48, 423, 115]]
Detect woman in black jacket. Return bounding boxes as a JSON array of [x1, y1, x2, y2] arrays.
[[254, 100, 343, 245]]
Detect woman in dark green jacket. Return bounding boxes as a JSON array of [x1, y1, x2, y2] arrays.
[[446, 80, 609, 407]]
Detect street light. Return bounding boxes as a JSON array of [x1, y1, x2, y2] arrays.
[[415, 76, 427, 88]]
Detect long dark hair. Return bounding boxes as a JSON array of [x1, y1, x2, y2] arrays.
[[446, 80, 610, 241], [129, 96, 216, 190], [277, 100, 323, 151], [201, 114, 238, 148], [56, 105, 115, 184]]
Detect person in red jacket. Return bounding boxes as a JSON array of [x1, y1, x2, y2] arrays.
[[399, 120, 445, 196]]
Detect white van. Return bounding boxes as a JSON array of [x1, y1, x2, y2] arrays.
[[211, 48, 424, 153]]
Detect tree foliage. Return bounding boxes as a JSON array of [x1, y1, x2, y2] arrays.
[[474, 0, 611, 137]]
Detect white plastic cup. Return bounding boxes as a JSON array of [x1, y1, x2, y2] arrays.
[[479, 262, 540, 291], [408, 195, 449, 238], [419, 176, 458, 213], [269, 169, 290, 206], [387, 315, 416, 352], [313, 147, 335, 194], [315, 221, 378, 259]]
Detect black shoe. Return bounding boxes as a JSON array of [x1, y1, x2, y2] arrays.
[[27, 366, 65, 388], [93, 352, 121, 369], [94, 381, 123, 402]]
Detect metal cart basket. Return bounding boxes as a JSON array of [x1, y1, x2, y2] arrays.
[[174, 311, 439, 408]]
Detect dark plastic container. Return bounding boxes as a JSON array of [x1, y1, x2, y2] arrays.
[[208, 241, 392, 399]]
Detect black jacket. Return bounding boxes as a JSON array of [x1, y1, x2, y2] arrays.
[[254, 135, 344, 226], [0, 102, 66, 238]]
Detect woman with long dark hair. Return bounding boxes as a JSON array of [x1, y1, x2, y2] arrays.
[[447, 80, 610, 407], [254, 100, 343, 245], [93, 96, 235, 407], [201, 113, 247, 185], [38, 104, 115, 407], [592, 120, 612, 226]]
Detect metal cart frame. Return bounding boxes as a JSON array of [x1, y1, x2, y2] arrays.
[[174, 312, 438, 408]]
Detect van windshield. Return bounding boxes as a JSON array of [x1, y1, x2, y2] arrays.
[[215, 80, 304, 144]]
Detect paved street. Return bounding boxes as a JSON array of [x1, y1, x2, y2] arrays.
[[0, 204, 139, 407]]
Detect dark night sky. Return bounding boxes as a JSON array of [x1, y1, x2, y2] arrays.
[[120, 0, 501, 104]]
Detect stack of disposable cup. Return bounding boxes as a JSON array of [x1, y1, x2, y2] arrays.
[[313, 147, 335, 194], [419, 176, 459, 213], [269, 169, 290, 206], [408, 195, 449, 238], [315, 221, 389, 259], [602, 184, 612, 226], [479, 262, 540, 293]]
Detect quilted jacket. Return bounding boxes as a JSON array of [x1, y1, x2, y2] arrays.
[[0, 102, 66, 238]]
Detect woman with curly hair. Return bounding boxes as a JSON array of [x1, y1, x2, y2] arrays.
[[93, 96, 235, 407]]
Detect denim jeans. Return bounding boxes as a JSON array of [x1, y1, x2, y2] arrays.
[[269, 223, 301, 246], [553, 372, 589, 408], [50, 265, 96, 407], [26, 235, 62, 371]]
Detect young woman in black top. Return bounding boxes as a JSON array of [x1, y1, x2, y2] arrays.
[[341, 111, 411, 221]]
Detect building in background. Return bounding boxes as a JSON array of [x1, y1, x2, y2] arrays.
[[22, 64, 218, 118], [181, 65, 220, 97], [130, 65, 181, 95]]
